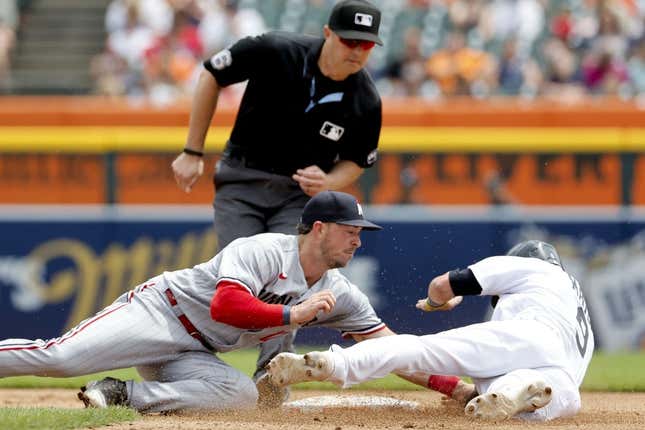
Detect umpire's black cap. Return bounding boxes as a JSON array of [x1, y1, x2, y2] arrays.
[[301, 191, 382, 231], [328, 0, 383, 46]]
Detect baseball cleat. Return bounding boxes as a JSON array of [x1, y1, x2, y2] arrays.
[[464, 381, 552, 420], [78, 377, 128, 408], [266, 351, 333, 387]]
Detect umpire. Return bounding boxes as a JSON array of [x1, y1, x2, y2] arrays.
[[171, 0, 383, 407]]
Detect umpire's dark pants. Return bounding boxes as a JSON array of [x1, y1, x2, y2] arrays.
[[213, 157, 310, 378]]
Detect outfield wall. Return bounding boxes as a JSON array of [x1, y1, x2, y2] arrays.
[[0, 205, 643, 351], [1, 97, 645, 206], [4, 151, 645, 205]]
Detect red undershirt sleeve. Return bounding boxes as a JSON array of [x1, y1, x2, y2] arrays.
[[210, 281, 291, 329], [427, 375, 460, 396]]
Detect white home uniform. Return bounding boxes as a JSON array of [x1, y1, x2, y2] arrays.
[[323, 256, 594, 420], [0, 233, 384, 412]]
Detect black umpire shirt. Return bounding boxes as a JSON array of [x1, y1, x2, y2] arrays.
[[203, 31, 382, 176]]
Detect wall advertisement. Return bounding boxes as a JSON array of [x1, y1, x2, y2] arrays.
[[0, 206, 643, 350]]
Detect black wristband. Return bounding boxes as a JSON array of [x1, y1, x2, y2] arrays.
[[183, 148, 204, 157], [448, 269, 482, 296]]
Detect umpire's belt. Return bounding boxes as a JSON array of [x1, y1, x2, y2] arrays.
[[223, 141, 292, 176], [164, 288, 214, 351], [225, 154, 292, 176]]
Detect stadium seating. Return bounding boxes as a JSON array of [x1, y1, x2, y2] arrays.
[[2, 0, 644, 99]]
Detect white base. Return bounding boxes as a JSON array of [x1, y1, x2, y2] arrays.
[[284, 395, 420, 412]]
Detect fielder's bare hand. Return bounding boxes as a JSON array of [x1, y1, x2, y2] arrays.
[[290, 290, 336, 324], [171, 152, 204, 193], [292, 165, 328, 196], [415, 296, 463, 312]]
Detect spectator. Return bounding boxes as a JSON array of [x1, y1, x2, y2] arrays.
[[426, 31, 497, 97], [90, 42, 129, 97], [379, 27, 431, 97], [198, 0, 266, 57], [448, 0, 484, 34], [540, 37, 586, 101], [592, 5, 629, 61], [498, 37, 542, 97], [480, 0, 545, 50], [143, 8, 204, 104], [568, 0, 600, 50], [107, 3, 156, 72], [106, 0, 174, 37], [551, 6, 574, 43], [627, 38, 645, 96], [0, 0, 18, 88], [581, 48, 629, 94]]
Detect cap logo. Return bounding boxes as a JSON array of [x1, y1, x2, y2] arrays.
[[367, 149, 377, 165], [357, 202, 364, 216], [210, 49, 232, 70], [354, 13, 373, 27], [320, 121, 344, 141]]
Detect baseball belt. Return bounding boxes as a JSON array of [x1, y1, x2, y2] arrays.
[[164, 288, 214, 351]]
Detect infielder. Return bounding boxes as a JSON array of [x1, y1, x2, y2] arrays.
[[171, 0, 385, 403], [0, 191, 469, 412], [268, 240, 594, 421]]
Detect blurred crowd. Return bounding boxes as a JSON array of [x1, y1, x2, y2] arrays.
[[377, 0, 645, 103], [0, 1, 19, 89], [92, 0, 267, 105], [40, 0, 645, 103]]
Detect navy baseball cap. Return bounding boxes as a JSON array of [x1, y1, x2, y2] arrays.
[[301, 191, 382, 231], [328, 0, 383, 46]]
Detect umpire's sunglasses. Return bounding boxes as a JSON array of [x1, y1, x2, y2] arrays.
[[339, 37, 375, 50]]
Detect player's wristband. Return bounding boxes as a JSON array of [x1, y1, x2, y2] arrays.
[[183, 147, 204, 157], [282, 305, 291, 325], [426, 297, 445, 308]]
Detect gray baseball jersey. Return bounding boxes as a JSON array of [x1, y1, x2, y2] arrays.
[[0, 232, 384, 412], [165, 233, 384, 352]]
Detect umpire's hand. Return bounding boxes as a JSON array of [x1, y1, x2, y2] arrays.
[[172, 152, 204, 193], [290, 291, 336, 324], [293, 165, 328, 196]]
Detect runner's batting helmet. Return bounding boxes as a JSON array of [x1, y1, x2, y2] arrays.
[[506, 240, 562, 267]]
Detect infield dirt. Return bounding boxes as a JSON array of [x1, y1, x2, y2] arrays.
[[1, 389, 643, 430]]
